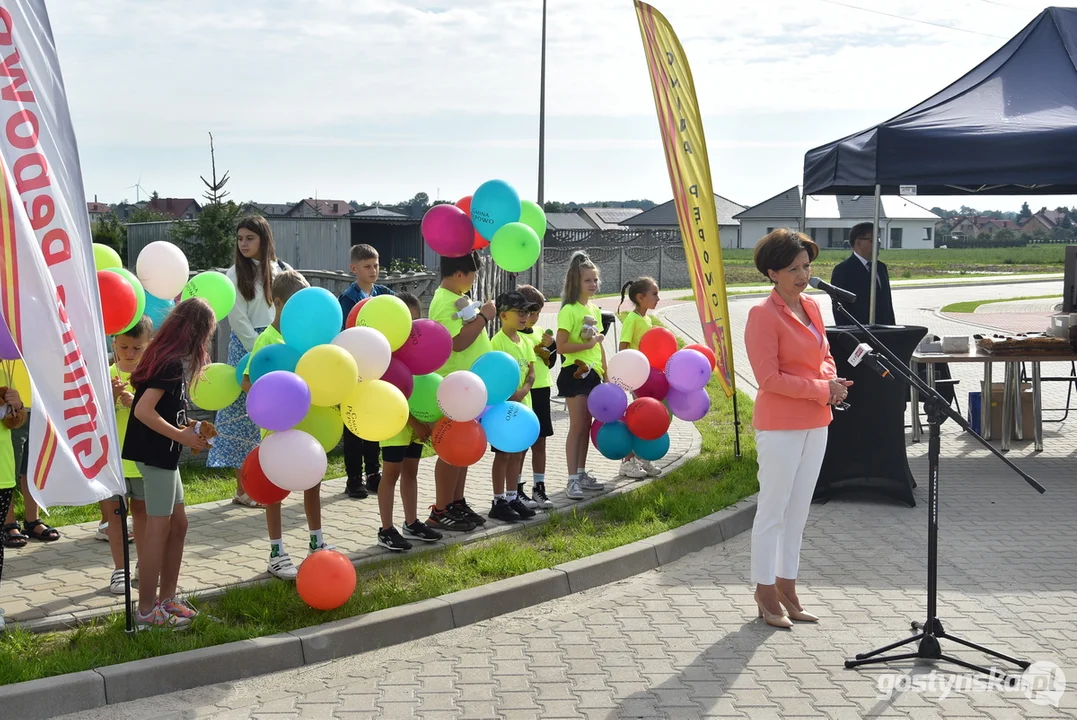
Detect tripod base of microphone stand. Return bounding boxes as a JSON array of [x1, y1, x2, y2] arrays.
[[845, 616, 1031, 680]]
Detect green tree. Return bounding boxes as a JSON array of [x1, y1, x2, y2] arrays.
[[91, 214, 127, 260], [127, 207, 171, 223], [169, 201, 242, 269], [1019, 201, 1032, 219]]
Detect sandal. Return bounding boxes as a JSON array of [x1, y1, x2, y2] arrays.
[[2, 522, 28, 549], [231, 493, 264, 509], [23, 519, 61, 542]]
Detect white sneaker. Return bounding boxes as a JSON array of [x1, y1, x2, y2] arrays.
[[580, 471, 605, 491], [268, 552, 299, 580], [136, 603, 190, 631], [94, 523, 109, 542], [620, 459, 647, 479], [639, 459, 661, 477], [309, 541, 336, 554], [566, 479, 585, 500], [109, 569, 128, 595]]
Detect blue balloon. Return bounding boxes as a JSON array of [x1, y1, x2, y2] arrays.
[[596, 421, 633, 460], [280, 287, 343, 355], [632, 432, 670, 462], [481, 401, 540, 453], [235, 352, 251, 386], [144, 293, 175, 329], [471, 179, 522, 241], [470, 351, 519, 405], [249, 344, 302, 384]]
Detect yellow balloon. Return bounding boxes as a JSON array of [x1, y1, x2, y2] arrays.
[[356, 295, 412, 351], [340, 379, 408, 441], [6, 360, 31, 408], [296, 345, 358, 407]]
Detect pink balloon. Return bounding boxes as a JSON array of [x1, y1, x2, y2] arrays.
[[590, 419, 603, 449], [636, 368, 670, 401], [394, 319, 453, 375], [421, 204, 475, 258], [381, 357, 415, 399]]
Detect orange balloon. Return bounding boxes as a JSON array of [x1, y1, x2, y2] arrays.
[[684, 343, 717, 372], [639, 327, 678, 370], [345, 297, 372, 328], [456, 196, 489, 250], [432, 417, 487, 466], [296, 549, 356, 611]]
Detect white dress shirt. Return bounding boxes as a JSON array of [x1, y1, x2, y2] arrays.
[[226, 259, 293, 351]]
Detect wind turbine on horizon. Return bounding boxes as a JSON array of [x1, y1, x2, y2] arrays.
[[126, 175, 149, 203]]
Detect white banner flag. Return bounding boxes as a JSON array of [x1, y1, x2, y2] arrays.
[[0, 1, 125, 509]]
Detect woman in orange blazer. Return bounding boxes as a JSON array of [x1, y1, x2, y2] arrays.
[[744, 229, 852, 629]]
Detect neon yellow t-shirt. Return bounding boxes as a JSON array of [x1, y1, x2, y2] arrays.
[[527, 324, 553, 390], [0, 363, 21, 490], [245, 325, 285, 377], [428, 286, 492, 377], [382, 422, 418, 448], [492, 330, 536, 408], [620, 311, 655, 351], [109, 364, 141, 479], [557, 301, 604, 376]]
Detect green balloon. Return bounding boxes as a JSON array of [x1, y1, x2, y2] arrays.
[[409, 372, 444, 423], [93, 243, 122, 271], [182, 271, 237, 322], [295, 405, 344, 452], [519, 200, 547, 238], [104, 267, 146, 335], [190, 362, 242, 411], [490, 222, 541, 273]]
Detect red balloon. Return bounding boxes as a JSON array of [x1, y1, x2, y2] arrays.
[[639, 327, 678, 370], [381, 357, 415, 399], [685, 343, 717, 372], [624, 397, 671, 441], [345, 297, 372, 329], [241, 447, 289, 505], [432, 417, 487, 466], [456, 195, 489, 250], [636, 368, 670, 401], [297, 549, 357, 611], [97, 270, 138, 335], [590, 419, 603, 449]]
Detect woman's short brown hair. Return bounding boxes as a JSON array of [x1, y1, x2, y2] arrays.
[[753, 228, 819, 278]]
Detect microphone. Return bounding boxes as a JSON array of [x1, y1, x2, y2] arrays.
[[838, 332, 891, 380], [809, 277, 856, 305]]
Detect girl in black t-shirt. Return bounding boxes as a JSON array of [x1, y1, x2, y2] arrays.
[[122, 298, 215, 630]]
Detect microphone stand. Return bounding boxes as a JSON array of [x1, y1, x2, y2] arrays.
[[831, 298, 1045, 681]]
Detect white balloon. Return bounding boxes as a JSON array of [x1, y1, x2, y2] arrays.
[[331, 327, 392, 382], [136, 241, 190, 300], [259, 429, 327, 492], [608, 349, 650, 391], [437, 370, 488, 421]]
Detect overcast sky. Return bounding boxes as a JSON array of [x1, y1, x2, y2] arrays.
[[51, 0, 1072, 213]]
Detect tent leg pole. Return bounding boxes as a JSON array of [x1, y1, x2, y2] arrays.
[[870, 184, 881, 325]]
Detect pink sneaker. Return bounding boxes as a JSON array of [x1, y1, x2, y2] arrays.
[[136, 603, 191, 630], [160, 597, 199, 620]]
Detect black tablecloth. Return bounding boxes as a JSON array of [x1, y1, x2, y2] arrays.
[[816, 325, 928, 507]]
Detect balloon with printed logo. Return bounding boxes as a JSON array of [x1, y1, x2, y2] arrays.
[[421, 204, 475, 257], [136, 241, 190, 300], [665, 349, 712, 393], [190, 362, 243, 411], [281, 287, 343, 355], [432, 417, 487, 467], [490, 222, 541, 273], [636, 368, 670, 402], [259, 429, 326, 492], [356, 295, 412, 351], [92, 243, 123, 271], [248, 343, 303, 384], [296, 344, 358, 407], [332, 326, 391, 382], [104, 267, 147, 335], [480, 400, 540, 453], [639, 327, 678, 371], [436, 370, 487, 422], [409, 372, 445, 423], [455, 195, 488, 250], [470, 179, 521, 241], [624, 397, 671, 441], [97, 270, 138, 335], [518, 200, 547, 239], [340, 380, 409, 441], [241, 447, 289, 505], [596, 421, 633, 460], [632, 433, 670, 462], [144, 292, 175, 329], [381, 357, 414, 399], [393, 319, 452, 375], [248, 371, 311, 431], [470, 351, 518, 405], [607, 349, 650, 391], [345, 297, 371, 329], [182, 271, 237, 322], [666, 387, 710, 422], [295, 405, 345, 453], [684, 343, 717, 372]]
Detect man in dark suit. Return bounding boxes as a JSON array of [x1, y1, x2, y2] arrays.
[[829, 222, 896, 326]]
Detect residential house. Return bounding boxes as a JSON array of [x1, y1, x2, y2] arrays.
[[950, 216, 1019, 238], [147, 197, 201, 220], [238, 202, 295, 217], [351, 207, 409, 220], [733, 186, 940, 249], [113, 202, 145, 222], [1020, 207, 1071, 234], [288, 198, 353, 218], [546, 212, 596, 231], [620, 193, 746, 248], [576, 207, 644, 230], [87, 201, 111, 223]]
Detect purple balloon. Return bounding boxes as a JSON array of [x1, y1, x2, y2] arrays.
[[382, 357, 415, 399], [636, 368, 670, 401], [394, 319, 453, 376], [0, 323, 18, 360], [667, 387, 710, 422], [587, 382, 628, 423], [665, 349, 711, 393], [247, 370, 311, 431], [421, 204, 475, 257]]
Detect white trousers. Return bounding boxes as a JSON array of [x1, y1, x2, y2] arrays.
[[751, 427, 828, 585]]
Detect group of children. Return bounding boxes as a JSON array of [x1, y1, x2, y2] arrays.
[[0, 228, 667, 631]]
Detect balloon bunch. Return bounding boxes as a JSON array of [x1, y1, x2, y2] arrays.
[[421, 179, 547, 274], [92, 241, 236, 334], [588, 327, 717, 462]]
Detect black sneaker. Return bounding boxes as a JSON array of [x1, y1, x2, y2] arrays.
[[427, 506, 475, 532], [451, 499, 487, 526], [377, 527, 412, 552], [489, 498, 522, 522], [402, 520, 443, 543], [346, 479, 369, 499], [365, 472, 381, 494], [532, 483, 555, 509], [508, 497, 537, 519]]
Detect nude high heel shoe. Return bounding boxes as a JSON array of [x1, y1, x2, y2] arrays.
[[777, 590, 819, 623], [754, 590, 793, 629]]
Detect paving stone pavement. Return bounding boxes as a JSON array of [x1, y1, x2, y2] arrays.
[[54, 279, 1077, 719]]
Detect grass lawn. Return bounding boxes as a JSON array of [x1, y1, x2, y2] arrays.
[[0, 380, 757, 686], [940, 294, 1061, 314]]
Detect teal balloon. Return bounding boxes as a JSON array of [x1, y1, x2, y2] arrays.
[[249, 344, 302, 383], [471, 179, 521, 241], [144, 293, 175, 328], [281, 287, 343, 355], [235, 352, 252, 386], [596, 421, 633, 460], [632, 432, 670, 462], [470, 351, 519, 405], [480, 401, 539, 453]]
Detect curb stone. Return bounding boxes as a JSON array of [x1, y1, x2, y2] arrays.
[[4, 495, 758, 719]]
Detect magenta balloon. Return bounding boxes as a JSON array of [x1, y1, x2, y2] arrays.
[[587, 382, 628, 423], [247, 371, 311, 431], [421, 204, 475, 258], [666, 387, 710, 422], [636, 368, 670, 401], [665, 349, 712, 392], [381, 357, 415, 399], [394, 319, 453, 375]]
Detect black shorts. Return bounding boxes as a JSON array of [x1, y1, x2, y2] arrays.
[[382, 442, 423, 463], [530, 387, 554, 438], [12, 411, 29, 477], [556, 366, 601, 398]]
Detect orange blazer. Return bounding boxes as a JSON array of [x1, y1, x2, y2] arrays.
[[744, 290, 838, 431]]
